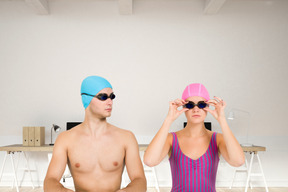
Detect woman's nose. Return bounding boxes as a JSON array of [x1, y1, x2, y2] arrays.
[[192, 106, 200, 112]]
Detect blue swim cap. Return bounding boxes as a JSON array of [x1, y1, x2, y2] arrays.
[[81, 76, 112, 109]]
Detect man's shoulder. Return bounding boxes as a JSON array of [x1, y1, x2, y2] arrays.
[[109, 124, 134, 135], [53, 129, 78, 149], [108, 124, 137, 143], [57, 126, 81, 141]]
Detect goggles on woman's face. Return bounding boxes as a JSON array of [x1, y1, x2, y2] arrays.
[[183, 101, 208, 109], [81, 93, 116, 101]]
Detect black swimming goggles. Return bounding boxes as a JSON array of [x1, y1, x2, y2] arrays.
[[81, 93, 116, 101], [183, 101, 208, 109]]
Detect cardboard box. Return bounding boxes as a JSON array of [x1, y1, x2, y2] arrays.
[[28, 127, 35, 146], [23, 126, 45, 146], [23, 127, 29, 146], [35, 126, 45, 146]]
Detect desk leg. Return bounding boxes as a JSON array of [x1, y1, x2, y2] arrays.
[[11, 152, 21, 188], [256, 153, 269, 192], [230, 157, 252, 189], [0, 152, 8, 182], [9, 153, 19, 192], [121, 166, 127, 188], [229, 167, 237, 189], [23, 152, 35, 189], [245, 158, 252, 189], [151, 166, 160, 192], [245, 152, 254, 192]]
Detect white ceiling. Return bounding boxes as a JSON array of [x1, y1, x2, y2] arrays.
[[0, 0, 276, 15]]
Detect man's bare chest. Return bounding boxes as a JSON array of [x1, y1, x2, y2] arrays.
[[67, 141, 125, 174]]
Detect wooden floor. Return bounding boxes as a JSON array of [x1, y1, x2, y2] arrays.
[[0, 187, 287, 192]]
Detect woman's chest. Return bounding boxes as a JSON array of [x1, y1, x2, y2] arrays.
[[177, 136, 212, 160]]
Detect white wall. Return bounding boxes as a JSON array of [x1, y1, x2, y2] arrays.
[[0, 0, 288, 188]]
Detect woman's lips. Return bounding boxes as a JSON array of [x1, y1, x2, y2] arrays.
[[192, 115, 200, 117]]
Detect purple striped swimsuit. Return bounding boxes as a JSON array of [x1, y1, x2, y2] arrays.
[[169, 132, 219, 192]]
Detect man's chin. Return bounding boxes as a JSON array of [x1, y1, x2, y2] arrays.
[[104, 112, 112, 118], [97, 112, 112, 120]]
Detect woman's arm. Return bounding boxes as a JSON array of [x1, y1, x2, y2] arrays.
[[217, 118, 245, 167], [205, 96, 245, 167], [143, 99, 188, 167]]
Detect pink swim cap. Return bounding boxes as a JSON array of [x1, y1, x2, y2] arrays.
[[182, 83, 210, 101]]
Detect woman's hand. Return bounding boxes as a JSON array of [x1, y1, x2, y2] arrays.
[[204, 96, 226, 122], [167, 99, 189, 122]]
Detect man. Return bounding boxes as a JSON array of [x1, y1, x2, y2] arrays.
[[44, 76, 147, 192]]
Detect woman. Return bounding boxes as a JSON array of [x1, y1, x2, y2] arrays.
[[144, 83, 245, 192]]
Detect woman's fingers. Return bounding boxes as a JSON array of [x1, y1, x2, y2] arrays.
[[169, 99, 188, 112], [173, 98, 187, 106], [207, 100, 217, 105], [179, 107, 189, 114], [168, 99, 188, 121], [213, 96, 223, 102], [203, 107, 213, 114], [214, 96, 224, 105], [207, 96, 225, 107]]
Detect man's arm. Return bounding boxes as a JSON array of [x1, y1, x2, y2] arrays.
[[44, 132, 74, 192], [119, 131, 147, 192]]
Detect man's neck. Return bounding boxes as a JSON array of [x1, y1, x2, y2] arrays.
[[82, 114, 109, 137]]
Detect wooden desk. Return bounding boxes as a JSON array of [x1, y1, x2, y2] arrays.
[[0, 144, 53, 152], [0, 144, 146, 152], [241, 145, 266, 153], [138, 144, 148, 151], [0, 144, 147, 191], [1, 144, 268, 192], [0, 144, 53, 192], [230, 145, 268, 192]]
